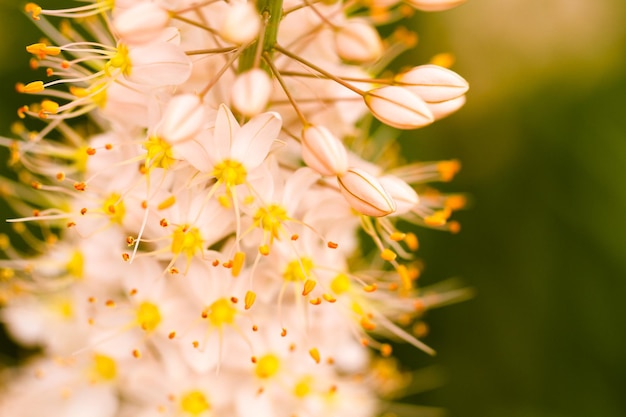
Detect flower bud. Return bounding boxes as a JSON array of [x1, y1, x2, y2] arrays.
[[159, 94, 206, 143], [426, 95, 466, 120], [334, 19, 383, 63], [301, 125, 348, 176], [396, 64, 468, 103], [364, 86, 434, 130], [337, 168, 396, 217], [407, 0, 466, 12], [378, 175, 419, 215], [126, 43, 192, 86], [219, 2, 261, 45], [231, 69, 272, 117], [112, 2, 170, 45]]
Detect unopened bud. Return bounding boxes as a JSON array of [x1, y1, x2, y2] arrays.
[[396, 64, 468, 103], [231, 69, 272, 117], [365, 86, 434, 130], [337, 168, 396, 217], [159, 94, 205, 143], [334, 19, 383, 63], [112, 2, 170, 45], [301, 125, 348, 176], [407, 0, 466, 12], [378, 175, 419, 215], [426, 95, 466, 120], [219, 2, 261, 45]]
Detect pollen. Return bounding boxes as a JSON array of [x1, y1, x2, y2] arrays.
[[212, 159, 247, 187], [231, 251, 245, 277], [171, 225, 204, 260], [180, 390, 211, 416], [92, 354, 117, 381], [283, 257, 314, 282], [254, 204, 288, 240], [309, 347, 321, 364], [244, 291, 256, 310], [136, 301, 162, 332], [381, 248, 397, 261], [207, 298, 237, 327], [255, 354, 280, 379]]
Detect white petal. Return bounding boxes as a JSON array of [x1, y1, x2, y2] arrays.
[[126, 43, 191, 86], [232, 112, 282, 168]]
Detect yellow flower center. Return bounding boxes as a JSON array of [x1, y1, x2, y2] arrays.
[[330, 273, 351, 294], [93, 353, 117, 381], [105, 43, 131, 76], [66, 250, 84, 279], [253, 204, 288, 240], [102, 192, 125, 224], [212, 159, 247, 187], [180, 390, 211, 416], [207, 298, 236, 327], [293, 376, 313, 398], [255, 354, 280, 379], [144, 136, 176, 170], [136, 301, 161, 332], [283, 257, 314, 282], [171, 225, 204, 260]]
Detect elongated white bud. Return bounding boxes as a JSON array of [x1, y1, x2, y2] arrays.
[[337, 168, 396, 217], [159, 94, 205, 143], [396, 65, 469, 103], [126, 43, 192, 86], [301, 125, 348, 176], [112, 2, 170, 45], [378, 175, 419, 216], [426, 95, 467, 120], [334, 19, 383, 63], [365, 86, 434, 130], [407, 0, 466, 12], [219, 2, 261, 45], [231, 69, 272, 117]]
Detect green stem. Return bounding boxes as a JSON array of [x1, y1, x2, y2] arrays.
[[238, 0, 283, 73]]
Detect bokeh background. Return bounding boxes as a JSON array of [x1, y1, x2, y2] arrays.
[[1, 1, 625, 416]]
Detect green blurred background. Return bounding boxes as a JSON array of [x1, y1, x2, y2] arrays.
[[1, 1, 626, 416]]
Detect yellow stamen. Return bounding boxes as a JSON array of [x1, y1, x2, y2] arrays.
[[180, 390, 211, 416], [136, 301, 161, 332], [232, 251, 245, 277], [255, 354, 280, 379], [245, 290, 256, 310], [309, 347, 320, 364]]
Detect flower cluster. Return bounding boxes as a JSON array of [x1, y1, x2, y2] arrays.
[[1, 0, 470, 416]]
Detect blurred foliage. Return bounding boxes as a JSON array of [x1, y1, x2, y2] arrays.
[[1, 0, 626, 416]]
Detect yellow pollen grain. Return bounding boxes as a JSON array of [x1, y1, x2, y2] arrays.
[[157, 195, 176, 210], [255, 354, 280, 379], [244, 291, 256, 310], [389, 232, 406, 241], [231, 251, 245, 277], [381, 249, 397, 261], [41, 99, 59, 114], [309, 348, 321, 364], [180, 390, 211, 416], [136, 301, 162, 332], [22, 81, 44, 93], [405, 232, 418, 251], [302, 279, 316, 296]]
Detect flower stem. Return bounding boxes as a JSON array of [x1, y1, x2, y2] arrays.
[[238, 0, 283, 73]]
